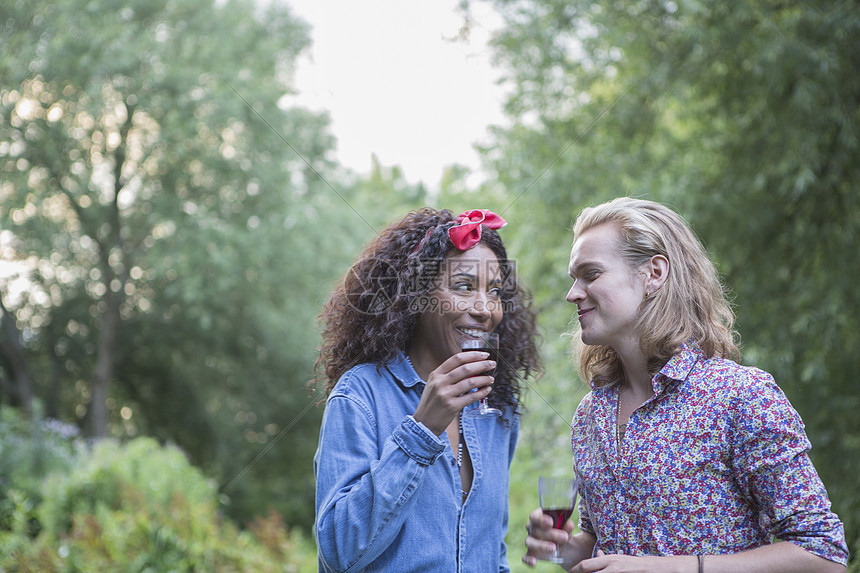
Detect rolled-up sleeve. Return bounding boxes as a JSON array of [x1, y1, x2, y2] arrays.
[[731, 370, 849, 565], [314, 390, 445, 573]]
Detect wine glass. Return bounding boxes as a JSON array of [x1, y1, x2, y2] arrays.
[[460, 331, 501, 417], [538, 476, 579, 564]]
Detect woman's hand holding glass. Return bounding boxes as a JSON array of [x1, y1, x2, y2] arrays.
[[412, 351, 496, 435], [460, 331, 502, 416]]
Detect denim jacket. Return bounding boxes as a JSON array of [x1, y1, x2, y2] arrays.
[[314, 352, 518, 572]]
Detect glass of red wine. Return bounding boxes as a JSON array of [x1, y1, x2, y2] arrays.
[[460, 331, 501, 417], [538, 476, 579, 564]]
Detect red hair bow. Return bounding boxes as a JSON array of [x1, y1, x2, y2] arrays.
[[448, 209, 507, 251]]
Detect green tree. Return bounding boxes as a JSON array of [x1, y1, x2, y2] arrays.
[[463, 0, 859, 567], [0, 0, 349, 526]]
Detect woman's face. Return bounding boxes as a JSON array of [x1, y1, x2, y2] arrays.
[[566, 223, 647, 354], [410, 244, 504, 372]]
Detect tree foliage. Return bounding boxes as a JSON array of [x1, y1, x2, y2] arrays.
[[0, 0, 358, 527], [465, 0, 859, 566]]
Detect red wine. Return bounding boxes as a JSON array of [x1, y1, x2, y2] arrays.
[[460, 344, 497, 376], [543, 507, 573, 529]]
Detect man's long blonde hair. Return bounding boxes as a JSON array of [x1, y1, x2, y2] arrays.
[[571, 197, 739, 387]]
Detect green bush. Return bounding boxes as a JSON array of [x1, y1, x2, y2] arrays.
[[0, 411, 317, 572], [0, 407, 83, 550]]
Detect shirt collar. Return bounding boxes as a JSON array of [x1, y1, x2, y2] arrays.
[[386, 350, 426, 388], [652, 342, 703, 394]]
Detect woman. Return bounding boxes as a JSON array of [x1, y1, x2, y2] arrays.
[[523, 197, 848, 571], [314, 208, 541, 572]]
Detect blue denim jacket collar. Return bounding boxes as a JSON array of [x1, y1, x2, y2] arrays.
[[385, 351, 424, 389]]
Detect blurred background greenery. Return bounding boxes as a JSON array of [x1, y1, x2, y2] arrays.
[[1, 0, 857, 570]]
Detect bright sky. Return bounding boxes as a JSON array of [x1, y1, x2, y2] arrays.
[[283, 0, 507, 187]]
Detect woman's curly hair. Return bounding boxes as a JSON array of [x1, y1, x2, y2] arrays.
[[314, 208, 542, 413]]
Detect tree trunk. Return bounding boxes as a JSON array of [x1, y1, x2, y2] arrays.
[[0, 293, 33, 415], [87, 287, 120, 438], [86, 105, 132, 438]]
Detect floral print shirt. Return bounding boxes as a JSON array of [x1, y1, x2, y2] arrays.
[[571, 343, 848, 565]]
